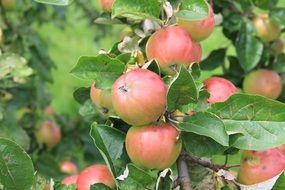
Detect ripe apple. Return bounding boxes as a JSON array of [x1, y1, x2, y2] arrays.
[[253, 13, 280, 42], [77, 164, 115, 190], [60, 161, 78, 174], [62, 175, 78, 185], [1, 0, 15, 11], [237, 148, 285, 185], [98, 0, 114, 12], [243, 69, 282, 99], [146, 25, 202, 74], [90, 82, 114, 115], [277, 144, 285, 156], [204, 77, 237, 104], [35, 120, 61, 149], [176, 4, 215, 42], [112, 68, 167, 126], [271, 38, 284, 55], [125, 123, 182, 170]]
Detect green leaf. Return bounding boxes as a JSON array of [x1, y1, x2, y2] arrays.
[[90, 124, 126, 178], [176, 0, 208, 20], [182, 133, 226, 157], [252, 0, 278, 10], [155, 169, 173, 190], [0, 138, 34, 190], [30, 174, 47, 190], [179, 112, 229, 146], [54, 182, 77, 190], [200, 48, 227, 71], [112, 0, 161, 22], [70, 54, 125, 89], [235, 22, 263, 72], [118, 164, 155, 190], [34, 0, 72, 6], [273, 172, 285, 190], [91, 183, 112, 190], [73, 87, 91, 105], [270, 8, 285, 26], [209, 93, 285, 150], [167, 66, 198, 112]]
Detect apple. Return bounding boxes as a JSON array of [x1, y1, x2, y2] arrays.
[[77, 164, 115, 190], [62, 175, 78, 185], [277, 144, 285, 156], [43, 106, 54, 116], [1, 0, 15, 11], [90, 82, 114, 115], [98, 0, 114, 12], [125, 123, 182, 170], [176, 4, 215, 42], [60, 161, 78, 174], [204, 77, 237, 104], [243, 69, 282, 99], [112, 68, 167, 126], [237, 148, 285, 185], [146, 25, 202, 74], [272, 38, 284, 55], [253, 13, 280, 42], [35, 120, 61, 149]]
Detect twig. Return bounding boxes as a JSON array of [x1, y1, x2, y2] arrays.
[[177, 154, 193, 190]]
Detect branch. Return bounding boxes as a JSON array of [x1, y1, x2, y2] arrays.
[[177, 154, 193, 190]]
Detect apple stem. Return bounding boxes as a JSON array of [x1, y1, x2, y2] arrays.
[[177, 154, 193, 190]]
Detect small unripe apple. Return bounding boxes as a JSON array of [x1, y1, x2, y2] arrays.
[[146, 25, 202, 74], [243, 69, 282, 99], [90, 82, 114, 115], [60, 161, 78, 174], [271, 38, 284, 55], [98, 0, 114, 12], [77, 164, 115, 190], [253, 13, 280, 42], [62, 175, 78, 185], [126, 123, 182, 170], [1, 0, 15, 11], [237, 148, 285, 185], [176, 4, 215, 42], [112, 68, 167, 126], [204, 77, 237, 104], [35, 120, 61, 149]]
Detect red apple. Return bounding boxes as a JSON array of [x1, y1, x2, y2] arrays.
[[243, 69, 282, 99], [177, 4, 215, 42], [90, 82, 114, 115], [237, 148, 285, 185], [98, 0, 114, 12], [62, 175, 78, 185], [146, 25, 202, 74], [43, 106, 54, 116], [60, 161, 78, 174], [112, 68, 167, 126], [204, 77, 237, 104], [125, 123, 182, 170], [253, 13, 280, 42], [35, 120, 61, 149], [77, 164, 115, 190], [277, 144, 285, 156]]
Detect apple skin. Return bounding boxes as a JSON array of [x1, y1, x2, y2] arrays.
[[90, 82, 114, 115], [35, 120, 61, 149], [77, 164, 115, 190], [272, 38, 284, 55], [98, 0, 114, 12], [60, 161, 78, 174], [253, 13, 280, 42], [237, 148, 285, 185], [62, 175, 78, 185], [204, 77, 237, 104], [125, 123, 182, 170], [177, 4, 215, 42], [146, 25, 202, 74], [243, 69, 282, 99], [112, 68, 167, 126]]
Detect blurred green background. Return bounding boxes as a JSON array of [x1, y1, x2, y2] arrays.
[[35, 1, 285, 118]]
